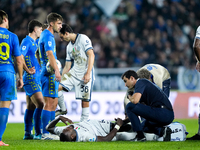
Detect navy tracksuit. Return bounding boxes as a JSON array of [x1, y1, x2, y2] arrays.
[[126, 79, 174, 136]]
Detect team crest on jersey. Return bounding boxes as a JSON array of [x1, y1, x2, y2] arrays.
[[48, 41, 52, 47], [22, 46, 26, 51]]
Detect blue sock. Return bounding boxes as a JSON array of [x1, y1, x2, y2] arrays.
[[24, 109, 34, 135], [41, 110, 51, 134], [33, 108, 42, 135], [51, 111, 55, 121], [0, 108, 9, 141]]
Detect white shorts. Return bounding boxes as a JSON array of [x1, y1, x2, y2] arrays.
[[60, 73, 94, 101]]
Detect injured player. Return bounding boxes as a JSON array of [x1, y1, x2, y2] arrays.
[[44, 115, 164, 142]]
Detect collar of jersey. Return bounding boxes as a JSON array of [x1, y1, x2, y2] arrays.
[[26, 35, 35, 42], [44, 29, 54, 37], [75, 129, 79, 141], [71, 33, 79, 45], [0, 27, 8, 31]]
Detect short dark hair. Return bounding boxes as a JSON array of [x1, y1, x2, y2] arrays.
[[42, 23, 48, 31], [121, 70, 138, 80], [28, 19, 42, 33], [60, 133, 70, 142], [47, 12, 63, 24], [137, 68, 151, 79], [0, 10, 8, 25], [60, 132, 76, 142], [60, 23, 73, 34]]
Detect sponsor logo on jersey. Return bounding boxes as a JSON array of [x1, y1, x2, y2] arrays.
[[22, 46, 26, 51], [48, 41, 52, 47]]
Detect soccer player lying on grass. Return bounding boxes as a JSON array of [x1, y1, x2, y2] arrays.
[[45, 116, 179, 142], [46, 116, 127, 142]]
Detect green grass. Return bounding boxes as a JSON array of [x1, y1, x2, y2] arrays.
[[1, 119, 200, 150]]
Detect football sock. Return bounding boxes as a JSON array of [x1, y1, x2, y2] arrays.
[[198, 113, 200, 135], [0, 108, 9, 141], [58, 91, 66, 111], [24, 109, 34, 135], [33, 108, 42, 135], [41, 110, 51, 134], [51, 111, 55, 121], [80, 107, 89, 122]]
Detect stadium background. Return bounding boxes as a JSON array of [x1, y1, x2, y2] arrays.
[[1, 0, 200, 122]]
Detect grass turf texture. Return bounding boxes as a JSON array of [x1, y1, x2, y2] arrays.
[[1, 119, 200, 150]]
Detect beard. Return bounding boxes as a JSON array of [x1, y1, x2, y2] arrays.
[[53, 27, 59, 33]]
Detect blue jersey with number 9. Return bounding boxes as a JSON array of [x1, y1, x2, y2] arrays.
[[0, 27, 21, 73]]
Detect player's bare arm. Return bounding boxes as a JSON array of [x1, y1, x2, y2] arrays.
[[96, 118, 123, 142], [82, 49, 95, 84], [22, 55, 35, 74], [62, 61, 72, 77], [46, 50, 61, 82], [128, 93, 141, 104], [15, 55, 24, 89], [46, 116, 74, 134], [193, 38, 200, 72]]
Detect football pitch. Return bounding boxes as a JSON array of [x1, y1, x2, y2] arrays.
[[1, 119, 200, 150]]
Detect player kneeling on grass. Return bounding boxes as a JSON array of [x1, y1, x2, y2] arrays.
[[122, 70, 174, 141]]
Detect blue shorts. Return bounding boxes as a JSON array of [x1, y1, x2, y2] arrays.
[[41, 74, 59, 98], [0, 72, 17, 101], [23, 80, 42, 97]]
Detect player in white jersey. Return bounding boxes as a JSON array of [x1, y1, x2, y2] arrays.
[[187, 26, 200, 140], [46, 116, 160, 142], [124, 64, 171, 116], [57, 24, 95, 121], [46, 116, 123, 142]]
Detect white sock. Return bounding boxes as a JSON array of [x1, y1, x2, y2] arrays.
[[80, 107, 89, 122], [58, 91, 66, 111]]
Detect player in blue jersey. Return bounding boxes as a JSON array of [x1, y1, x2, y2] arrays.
[[0, 10, 23, 146], [38, 13, 63, 137], [121, 70, 174, 142], [20, 20, 44, 140]]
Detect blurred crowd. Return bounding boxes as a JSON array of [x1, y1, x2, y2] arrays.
[[0, 0, 200, 87]]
